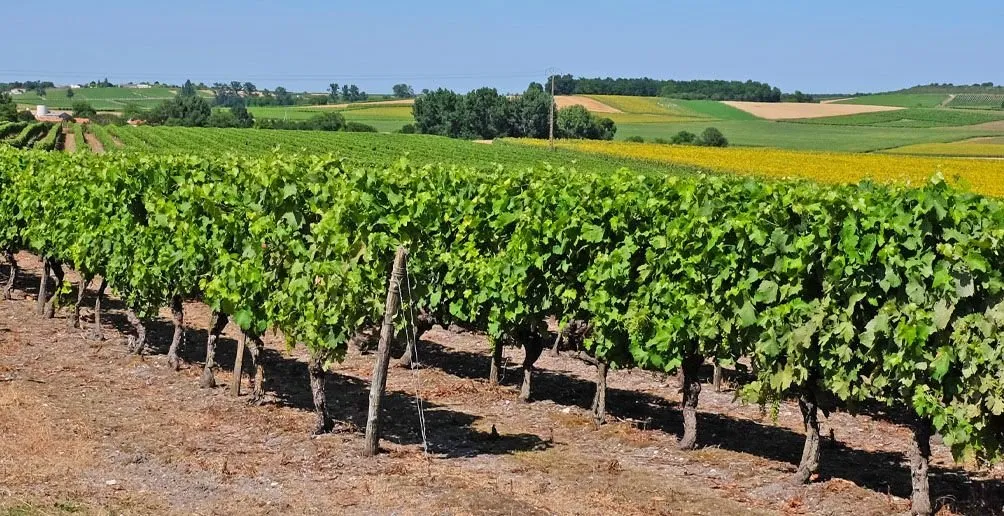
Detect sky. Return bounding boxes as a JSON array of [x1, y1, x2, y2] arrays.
[[3, 0, 1002, 95]]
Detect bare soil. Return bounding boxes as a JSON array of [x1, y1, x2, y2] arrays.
[[62, 127, 76, 153], [969, 121, 1004, 131], [82, 132, 104, 154], [722, 101, 902, 120], [1, 253, 1002, 515], [554, 96, 622, 113]]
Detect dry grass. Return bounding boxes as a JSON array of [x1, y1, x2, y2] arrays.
[[554, 95, 623, 113], [722, 101, 902, 120]]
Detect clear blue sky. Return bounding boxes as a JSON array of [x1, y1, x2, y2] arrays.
[[4, 0, 1002, 94]]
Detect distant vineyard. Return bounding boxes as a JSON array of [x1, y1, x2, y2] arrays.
[[947, 93, 1004, 110], [0, 121, 59, 150]]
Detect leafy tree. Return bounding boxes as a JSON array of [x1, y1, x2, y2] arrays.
[[231, 104, 254, 128], [0, 93, 16, 122], [697, 127, 728, 147], [398, 123, 417, 134], [243, 82, 257, 96], [148, 95, 212, 126], [311, 112, 345, 131], [180, 80, 197, 97], [510, 84, 552, 138], [34, 86, 46, 96], [273, 87, 294, 106], [71, 101, 97, 119], [392, 83, 415, 99], [207, 109, 239, 128], [556, 105, 616, 140], [121, 104, 148, 121], [66, 88, 74, 99], [460, 87, 510, 139], [671, 130, 697, 144], [328, 83, 340, 102], [625, 136, 644, 143], [412, 89, 464, 137], [344, 121, 377, 132], [16, 110, 36, 122]]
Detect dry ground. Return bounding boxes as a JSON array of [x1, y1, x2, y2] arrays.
[[1, 253, 1002, 515], [722, 101, 902, 120], [553, 96, 622, 113]]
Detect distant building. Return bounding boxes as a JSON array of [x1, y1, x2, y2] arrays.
[[8, 88, 26, 95], [68, 84, 82, 89], [123, 83, 153, 89]]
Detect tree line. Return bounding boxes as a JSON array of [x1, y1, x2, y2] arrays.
[[413, 84, 615, 140], [548, 75, 783, 102]]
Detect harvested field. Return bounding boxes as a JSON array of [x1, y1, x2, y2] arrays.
[[1, 253, 1002, 515], [722, 101, 902, 120], [554, 95, 622, 113]]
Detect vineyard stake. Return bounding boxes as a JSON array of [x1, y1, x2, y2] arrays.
[[231, 332, 246, 396], [364, 246, 408, 456]]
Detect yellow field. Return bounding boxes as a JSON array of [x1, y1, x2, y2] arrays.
[[515, 139, 1004, 197], [885, 141, 1004, 158], [585, 95, 707, 124]]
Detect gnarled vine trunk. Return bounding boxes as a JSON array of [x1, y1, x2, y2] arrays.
[[42, 260, 64, 319], [244, 333, 267, 405], [72, 276, 91, 329], [167, 295, 185, 370], [2, 250, 16, 301], [488, 341, 504, 385], [398, 309, 435, 369], [909, 417, 933, 516], [308, 351, 333, 434], [91, 278, 107, 340], [126, 309, 146, 355], [592, 360, 608, 425], [519, 331, 545, 403], [678, 353, 703, 450], [792, 387, 821, 484], [200, 311, 228, 388]]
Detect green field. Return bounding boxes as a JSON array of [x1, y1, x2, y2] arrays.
[[946, 93, 1004, 109], [834, 93, 949, 108], [10, 86, 213, 110], [791, 107, 1004, 128], [249, 104, 414, 132], [102, 125, 695, 175], [612, 119, 1004, 151]]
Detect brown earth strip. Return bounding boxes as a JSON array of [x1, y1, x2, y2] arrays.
[[722, 101, 902, 120], [554, 95, 622, 113], [63, 127, 77, 153], [1, 253, 1001, 515], [83, 132, 104, 153]]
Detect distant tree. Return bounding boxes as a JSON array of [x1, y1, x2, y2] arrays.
[[697, 127, 728, 147], [243, 82, 257, 96], [344, 121, 377, 132], [273, 86, 294, 106], [34, 86, 46, 96], [510, 83, 552, 138], [311, 111, 346, 131], [180, 79, 197, 97], [71, 101, 97, 119], [207, 109, 238, 128], [231, 104, 254, 128], [328, 83, 340, 102], [526, 82, 544, 93], [229, 81, 243, 93], [148, 95, 212, 126], [66, 88, 74, 98], [398, 123, 417, 134], [121, 103, 148, 121], [556, 105, 615, 140], [341, 84, 350, 100], [392, 83, 415, 99], [670, 130, 697, 144], [16, 110, 35, 122], [548, 74, 576, 95], [0, 92, 17, 122], [460, 87, 510, 139], [625, 136, 645, 143], [412, 88, 463, 137]]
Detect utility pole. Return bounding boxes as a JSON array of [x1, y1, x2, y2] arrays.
[[547, 67, 556, 152]]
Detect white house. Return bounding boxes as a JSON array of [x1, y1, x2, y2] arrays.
[[8, 88, 25, 95]]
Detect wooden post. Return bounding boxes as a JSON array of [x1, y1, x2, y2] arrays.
[[364, 247, 408, 456], [713, 362, 723, 392], [231, 332, 247, 396]]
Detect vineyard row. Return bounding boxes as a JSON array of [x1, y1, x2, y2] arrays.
[[1, 149, 1002, 515]]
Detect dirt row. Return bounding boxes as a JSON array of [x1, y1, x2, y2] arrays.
[[1, 253, 1002, 515]]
